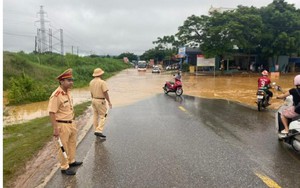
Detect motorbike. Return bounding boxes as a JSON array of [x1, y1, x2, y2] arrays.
[[256, 88, 271, 111], [163, 77, 183, 96], [275, 85, 300, 152]]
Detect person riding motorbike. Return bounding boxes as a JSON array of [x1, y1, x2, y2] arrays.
[[276, 75, 300, 135], [257, 70, 273, 105], [174, 70, 182, 87], [169, 70, 181, 88], [163, 70, 183, 96], [174, 70, 181, 81]]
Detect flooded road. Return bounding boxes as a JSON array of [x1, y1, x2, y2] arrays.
[[3, 88, 92, 125], [3, 68, 298, 125], [184, 73, 295, 110], [46, 94, 300, 188]]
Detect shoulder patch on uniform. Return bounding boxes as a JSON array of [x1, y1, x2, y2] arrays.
[[54, 91, 61, 97]]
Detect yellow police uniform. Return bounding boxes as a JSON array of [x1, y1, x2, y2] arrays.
[[89, 68, 109, 134], [48, 69, 78, 170]]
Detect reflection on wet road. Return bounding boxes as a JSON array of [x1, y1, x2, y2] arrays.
[[46, 94, 300, 187], [3, 69, 298, 125]]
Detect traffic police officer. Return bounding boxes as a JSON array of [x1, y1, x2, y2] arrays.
[[89, 68, 112, 138], [48, 68, 82, 175]]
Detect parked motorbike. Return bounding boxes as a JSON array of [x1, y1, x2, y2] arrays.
[[275, 85, 300, 152], [163, 77, 183, 96]]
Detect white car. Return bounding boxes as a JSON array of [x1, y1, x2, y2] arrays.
[[152, 66, 160, 73]]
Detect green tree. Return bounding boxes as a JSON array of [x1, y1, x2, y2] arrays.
[[200, 11, 234, 58], [260, 0, 300, 61], [117, 52, 138, 62], [153, 35, 183, 49], [141, 45, 177, 63], [176, 15, 210, 49], [226, 6, 263, 69], [153, 0, 300, 63]]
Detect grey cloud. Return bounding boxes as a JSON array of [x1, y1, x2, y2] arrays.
[[3, 0, 300, 55]]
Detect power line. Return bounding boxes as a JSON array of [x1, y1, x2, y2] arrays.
[[4, 32, 35, 38], [49, 23, 91, 50], [4, 6, 98, 56], [4, 9, 37, 17], [48, 23, 97, 55], [3, 20, 35, 25]]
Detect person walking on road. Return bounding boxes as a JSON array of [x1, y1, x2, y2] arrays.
[[89, 68, 112, 139], [48, 68, 83, 176]]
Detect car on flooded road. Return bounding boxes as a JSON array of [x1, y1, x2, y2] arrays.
[[152, 66, 161, 73]]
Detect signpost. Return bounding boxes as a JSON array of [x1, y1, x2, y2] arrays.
[[196, 55, 216, 77]]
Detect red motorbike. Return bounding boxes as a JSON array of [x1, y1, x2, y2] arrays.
[[163, 78, 183, 96]]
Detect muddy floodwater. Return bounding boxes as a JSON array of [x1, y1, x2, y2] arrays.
[[3, 68, 298, 126]]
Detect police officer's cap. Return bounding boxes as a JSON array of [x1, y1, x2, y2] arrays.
[[57, 68, 73, 80]]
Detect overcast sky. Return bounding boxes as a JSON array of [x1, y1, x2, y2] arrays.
[[3, 0, 300, 56]]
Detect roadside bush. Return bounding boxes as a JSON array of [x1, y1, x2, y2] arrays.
[[73, 66, 95, 87], [4, 51, 130, 105], [8, 73, 50, 105]]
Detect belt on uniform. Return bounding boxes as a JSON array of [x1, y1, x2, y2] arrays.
[[93, 97, 105, 99], [56, 120, 73, 124]]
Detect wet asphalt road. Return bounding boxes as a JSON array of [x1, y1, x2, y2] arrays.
[[46, 94, 300, 188]]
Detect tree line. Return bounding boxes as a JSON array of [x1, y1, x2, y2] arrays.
[[145, 0, 300, 67]]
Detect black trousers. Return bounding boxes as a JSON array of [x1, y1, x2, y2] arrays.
[[265, 89, 273, 97]]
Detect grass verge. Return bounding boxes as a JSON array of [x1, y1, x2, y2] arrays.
[[3, 101, 92, 187]]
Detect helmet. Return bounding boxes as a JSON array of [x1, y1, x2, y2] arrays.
[[294, 75, 300, 86], [262, 70, 269, 76]]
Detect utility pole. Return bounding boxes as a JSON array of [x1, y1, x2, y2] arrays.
[[60, 29, 64, 55], [37, 28, 41, 53], [49, 28, 52, 53], [34, 36, 37, 52]]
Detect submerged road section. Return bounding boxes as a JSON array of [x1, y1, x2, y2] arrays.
[[46, 94, 300, 188]]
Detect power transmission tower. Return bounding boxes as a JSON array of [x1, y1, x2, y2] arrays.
[[36, 6, 49, 53], [34, 6, 64, 55]]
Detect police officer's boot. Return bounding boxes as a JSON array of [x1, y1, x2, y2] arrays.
[[61, 168, 76, 175]]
